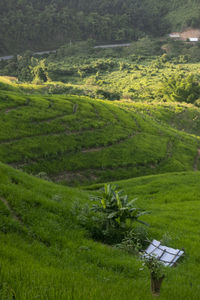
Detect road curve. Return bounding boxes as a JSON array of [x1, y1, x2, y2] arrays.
[[0, 43, 131, 61], [94, 43, 131, 49], [0, 50, 56, 61], [0, 55, 14, 61]]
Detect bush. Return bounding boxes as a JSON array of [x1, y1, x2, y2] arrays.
[[115, 226, 149, 254], [142, 255, 165, 280], [96, 89, 121, 100], [72, 184, 148, 244], [161, 73, 200, 103]]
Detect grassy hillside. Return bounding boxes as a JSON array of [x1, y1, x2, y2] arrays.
[[118, 101, 200, 136], [0, 162, 200, 299], [0, 87, 199, 186], [1, 59, 200, 299]]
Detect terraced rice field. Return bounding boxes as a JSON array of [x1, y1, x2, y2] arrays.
[[1, 81, 200, 299], [0, 89, 199, 185]]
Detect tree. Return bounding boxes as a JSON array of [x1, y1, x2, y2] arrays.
[[31, 59, 49, 83], [161, 73, 200, 103]]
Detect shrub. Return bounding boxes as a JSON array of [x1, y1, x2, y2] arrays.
[[161, 73, 200, 103], [115, 226, 149, 255], [72, 184, 148, 244], [142, 255, 165, 280], [96, 89, 121, 100], [91, 184, 148, 227], [141, 255, 165, 296]]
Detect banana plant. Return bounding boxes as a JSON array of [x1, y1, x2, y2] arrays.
[[91, 184, 148, 230]]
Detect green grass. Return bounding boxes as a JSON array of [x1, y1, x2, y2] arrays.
[[0, 87, 199, 186], [0, 75, 200, 299], [1, 35, 200, 299], [0, 162, 200, 299]]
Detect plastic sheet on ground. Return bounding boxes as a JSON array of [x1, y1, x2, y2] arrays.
[[144, 239, 184, 267]]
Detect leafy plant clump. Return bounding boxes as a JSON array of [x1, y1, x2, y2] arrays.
[[142, 255, 165, 280], [73, 184, 148, 244], [161, 73, 200, 104], [141, 255, 165, 296], [115, 226, 149, 255]]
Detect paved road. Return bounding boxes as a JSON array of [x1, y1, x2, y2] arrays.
[[0, 55, 14, 61], [94, 43, 131, 49], [0, 50, 56, 61], [0, 43, 131, 61]]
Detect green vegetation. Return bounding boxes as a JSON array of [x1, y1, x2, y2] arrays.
[[0, 0, 200, 55], [162, 73, 200, 103], [0, 162, 200, 299], [42, 50, 200, 103], [91, 184, 147, 229], [0, 84, 199, 186], [1, 9, 200, 297], [76, 184, 148, 244], [142, 256, 165, 297], [2, 43, 200, 104]]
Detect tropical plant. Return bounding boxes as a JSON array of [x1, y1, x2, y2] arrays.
[[91, 184, 148, 230], [71, 184, 148, 244]]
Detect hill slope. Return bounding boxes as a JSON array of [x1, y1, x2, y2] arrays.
[[0, 162, 200, 299], [0, 88, 199, 185], [0, 0, 200, 54]]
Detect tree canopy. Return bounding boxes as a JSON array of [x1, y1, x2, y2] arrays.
[[1, 0, 200, 55]]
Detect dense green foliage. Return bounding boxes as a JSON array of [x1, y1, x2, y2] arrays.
[[1, 0, 200, 54], [162, 73, 200, 103], [91, 184, 146, 228], [2, 42, 200, 106], [77, 184, 148, 243]]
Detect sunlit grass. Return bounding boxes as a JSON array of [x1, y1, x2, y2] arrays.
[[0, 87, 199, 186]]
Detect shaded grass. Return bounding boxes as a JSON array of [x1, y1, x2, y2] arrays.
[[0, 163, 200, 299]]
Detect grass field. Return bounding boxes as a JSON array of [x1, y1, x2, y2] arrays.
[[0, 71, 200, 299], [0, 85, 199, 186], [0, 162, 200, 299]]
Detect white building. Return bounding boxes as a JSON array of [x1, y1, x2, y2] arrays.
[[189, 37, 199, 42]]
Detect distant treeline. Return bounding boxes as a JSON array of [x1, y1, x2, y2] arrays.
[[0, 0, 200, 54]]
